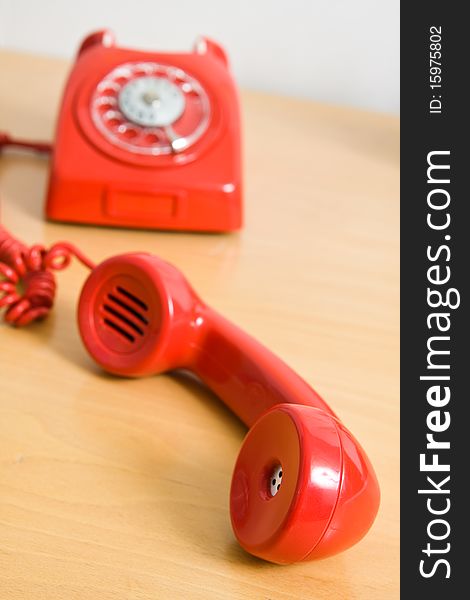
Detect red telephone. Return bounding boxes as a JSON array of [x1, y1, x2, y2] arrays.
[[45, 30, 242, 232], [0, 226, 380, 564]]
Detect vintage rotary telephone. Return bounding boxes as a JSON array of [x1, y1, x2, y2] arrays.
[[0, 225, 380, 564], [1, 29, 242, 232]]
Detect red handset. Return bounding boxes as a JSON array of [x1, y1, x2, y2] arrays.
[[1, 228, 379, 564], [78, 253, 380, 564]]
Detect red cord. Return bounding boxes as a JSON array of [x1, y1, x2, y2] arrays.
[[0, 132, 91, 325], [0, 131, 52, 154], [0, 225, 95, 326]]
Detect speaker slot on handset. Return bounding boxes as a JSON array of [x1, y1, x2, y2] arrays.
[[102, 286, 148, 342]]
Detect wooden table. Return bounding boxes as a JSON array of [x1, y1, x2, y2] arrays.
[[0, 51, 399, 599]]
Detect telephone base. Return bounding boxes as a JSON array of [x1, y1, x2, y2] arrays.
[[44, 30, 242, 233]]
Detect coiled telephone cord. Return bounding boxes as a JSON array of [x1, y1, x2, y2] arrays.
[[0, 225, 94, 326]]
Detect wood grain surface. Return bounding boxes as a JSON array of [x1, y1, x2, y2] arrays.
[[0, 51, 399, 599]]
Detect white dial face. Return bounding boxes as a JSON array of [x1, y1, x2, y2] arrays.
[[118, 77, 185, 127], [90, 62, 211, 156]]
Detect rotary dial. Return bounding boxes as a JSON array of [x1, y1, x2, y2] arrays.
[[118, 76, 185, 127], [90, 62, 210, 155]]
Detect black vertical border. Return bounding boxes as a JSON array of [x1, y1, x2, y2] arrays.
[[401, 3, 466, 596]]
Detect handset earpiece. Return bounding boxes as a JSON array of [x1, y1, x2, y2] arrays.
[[78, 253, 380, 564], [78, 253, 200, 377]]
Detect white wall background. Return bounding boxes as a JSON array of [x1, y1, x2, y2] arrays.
[[0, 0, 399, 114]]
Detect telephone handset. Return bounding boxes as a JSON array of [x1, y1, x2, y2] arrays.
[[0, 226, 380, 564], [45, 30, 242, 231]]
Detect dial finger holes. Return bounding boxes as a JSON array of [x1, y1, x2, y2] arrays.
[[169, 69, 187, 83], [117, 125, 138, 139], [97, 81, 120, 94], [98, 103, 116, 115], [134, 63, 156, 75], [108, 118, 123, 128], [96, 96, 117, 107], [143, 133, 160, 145], [184, 86, 201, 99], [103, 110, 123, 129], [269, 464, 283, 497]]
